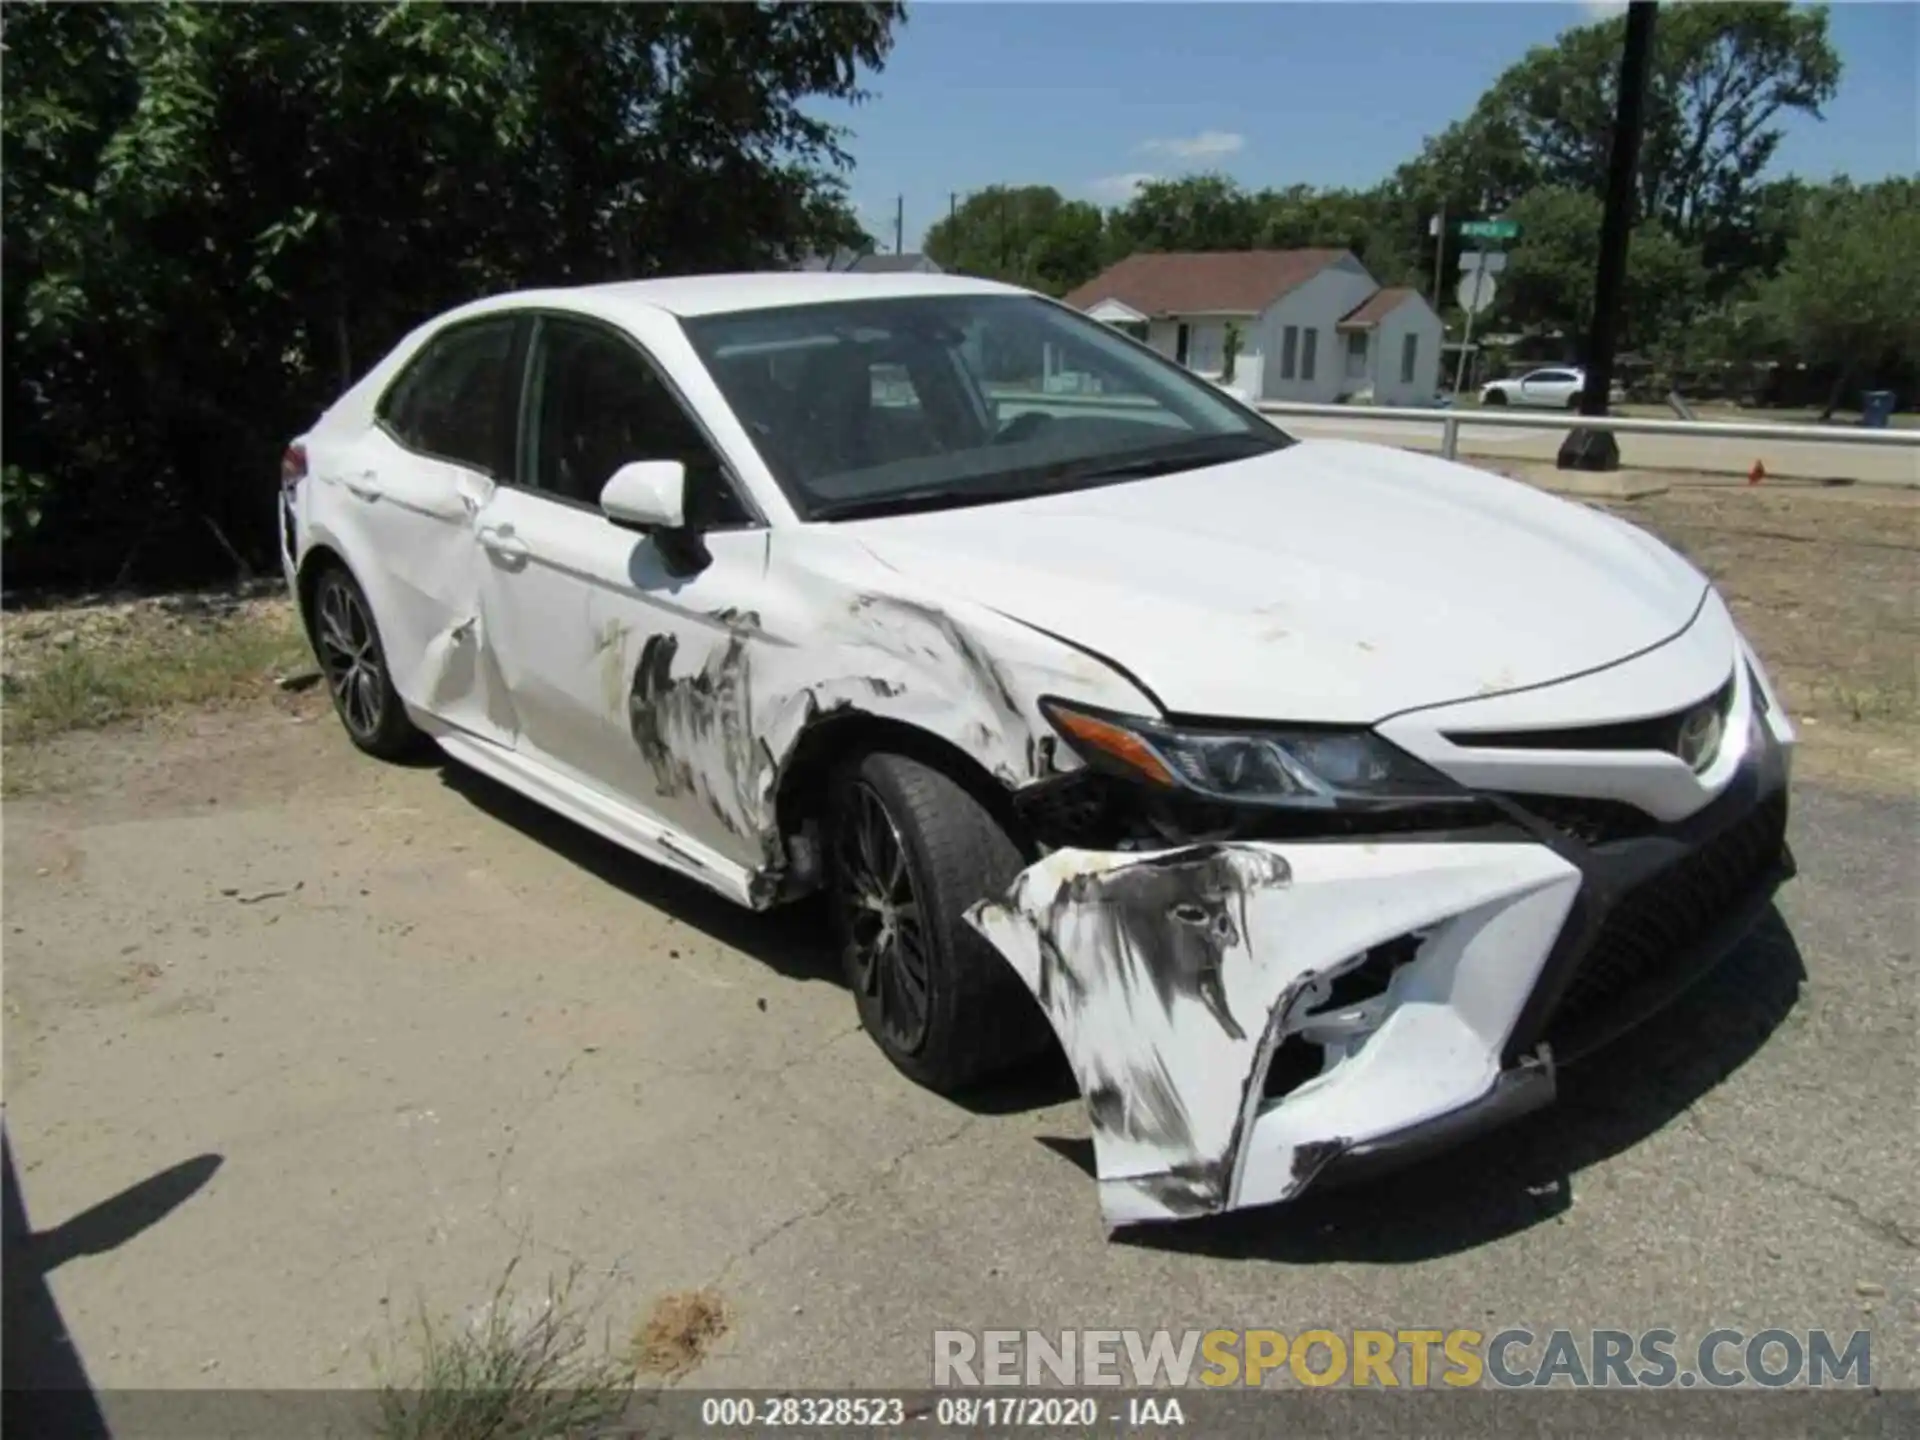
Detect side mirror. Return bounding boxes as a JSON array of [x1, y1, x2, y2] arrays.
[[599, 460, 686, 530]]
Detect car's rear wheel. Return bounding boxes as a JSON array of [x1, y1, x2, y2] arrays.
[[1483, 388, 1508, 406], [310, 565, 421, 760], [827, 751, 1049, 1094], [1566, 392, 1583, 411]]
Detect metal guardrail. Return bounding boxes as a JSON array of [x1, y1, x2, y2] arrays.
[[1251, 400, 1920, 464]]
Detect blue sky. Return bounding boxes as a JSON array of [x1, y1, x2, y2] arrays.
[[825, 1, 1919, 249]]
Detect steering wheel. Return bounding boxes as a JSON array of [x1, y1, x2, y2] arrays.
[[995, 411, 1057, 445]]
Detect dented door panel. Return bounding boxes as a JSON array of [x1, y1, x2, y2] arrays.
[[470, 484, 775, 863], [967, 840, 1580, 1227], [306, 429, 518, 746]]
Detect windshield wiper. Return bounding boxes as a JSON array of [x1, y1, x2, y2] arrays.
[[809, 483, 1053, 523], [808, 435, 1278, 523], [1044, 433, 1276, 485]]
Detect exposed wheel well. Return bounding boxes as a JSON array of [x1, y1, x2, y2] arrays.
[[773, 711, 1034, 881], [294, 544, 349, 637]]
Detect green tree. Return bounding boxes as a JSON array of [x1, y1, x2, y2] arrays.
[[2, 0, 903, 586], [1400, 3, 1838, 292], [923, 185, 1105, 295], [1105, 173, 1262, 255], [1757, 178, 1920, 415], [1252, 184, 1420, 286], [1495, 187, 1706, 352]]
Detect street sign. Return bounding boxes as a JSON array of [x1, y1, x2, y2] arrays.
[[1460, 219, 1519, 240], [1459, 250, 1508, 275], [1457, 270, 1497, 315]]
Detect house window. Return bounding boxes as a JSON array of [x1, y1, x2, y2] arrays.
[[1345, 332, 1368, 380], [1401, 333, 1419, 385], [1300, 328, 1318, 382], [1280, 326, 1299, 380]]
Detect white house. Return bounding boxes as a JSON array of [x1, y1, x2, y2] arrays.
[[1064, 249, 1444, 406]]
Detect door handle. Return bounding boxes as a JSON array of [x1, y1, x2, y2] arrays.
[[477, 524, 530, 561], [343, 470, 383, 502]]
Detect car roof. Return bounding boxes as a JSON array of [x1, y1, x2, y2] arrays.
[[454, 270, 1027, 323]]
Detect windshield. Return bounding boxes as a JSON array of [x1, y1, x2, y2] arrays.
[[679, 292, 1293, 521]]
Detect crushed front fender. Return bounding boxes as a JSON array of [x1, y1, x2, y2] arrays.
[[966, 839, 1581, 1227]]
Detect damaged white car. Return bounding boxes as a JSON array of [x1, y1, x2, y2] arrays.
[[281, 273, 1795, 1228]]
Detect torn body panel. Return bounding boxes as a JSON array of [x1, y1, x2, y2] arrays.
[[610, 529, 1157, 903], [968, 840, 1581, 1226]]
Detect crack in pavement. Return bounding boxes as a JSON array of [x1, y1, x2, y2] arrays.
[[490, 1055, 582, 1205], [709, 1111, 983, 1294], [1688, 1112, 1917, 1252]]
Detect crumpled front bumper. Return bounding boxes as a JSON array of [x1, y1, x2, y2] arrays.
[[967, 707, 1793, 1229]]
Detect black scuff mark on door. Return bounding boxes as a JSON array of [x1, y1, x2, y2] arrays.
[[626, 628, 763, 847]]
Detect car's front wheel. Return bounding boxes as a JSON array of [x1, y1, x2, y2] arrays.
[[827, 751, 1049, 1094], [309, 565, 422, 760], [1482, 388, 1509, 406]]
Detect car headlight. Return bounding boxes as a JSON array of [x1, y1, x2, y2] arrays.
[[1039, 697, 1464, 811]]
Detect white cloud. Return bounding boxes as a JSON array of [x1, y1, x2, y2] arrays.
[[1138, 130, 1246, 161], [1579, 1, 1629, 18], [1085, 171, 1157, 203]]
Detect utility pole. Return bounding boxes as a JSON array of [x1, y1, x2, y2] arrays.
[[1431, 200, 1447, 305], [949, 192, 957, 224], [1559, 0, 1657, 471], [894, 195, 904, 255]]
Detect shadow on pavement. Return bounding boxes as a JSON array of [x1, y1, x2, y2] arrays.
[[3, 1130, 222, 1436], [437, 754, 1808, 1264], [438, 760, 843, 986], [1105, 908, 1806, 1263]]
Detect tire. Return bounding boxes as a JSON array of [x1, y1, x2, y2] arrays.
[[308, 564, 423, 760], [1566, 392, 1583, 411], [826, 751, 1049, 1094], [1483, 388, 1509, 407]]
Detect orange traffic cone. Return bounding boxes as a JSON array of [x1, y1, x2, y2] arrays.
[[1748, 459, 1766, 486]]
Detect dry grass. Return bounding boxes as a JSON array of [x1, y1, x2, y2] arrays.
[[632, 1288, 731, 1380], [1, 586, 313, 746], [372, 1262, 639, 1440]]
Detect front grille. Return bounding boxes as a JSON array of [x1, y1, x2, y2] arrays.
[[1549, 792, 1788, 1028]]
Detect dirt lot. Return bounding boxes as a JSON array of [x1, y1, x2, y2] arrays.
[[1595, 484, 1917, 795], [3, 481, 1915, 1407]]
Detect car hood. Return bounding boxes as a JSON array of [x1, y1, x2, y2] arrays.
[[845, 439, 1709, 723]]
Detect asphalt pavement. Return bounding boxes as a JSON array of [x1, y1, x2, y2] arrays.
[[2, 709, 1913, 1406]]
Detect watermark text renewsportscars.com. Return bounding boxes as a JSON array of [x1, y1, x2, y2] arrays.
[[932, 1327, 1873, 1389]]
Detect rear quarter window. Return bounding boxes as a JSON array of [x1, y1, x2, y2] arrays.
[[376, 318, 518, 475]]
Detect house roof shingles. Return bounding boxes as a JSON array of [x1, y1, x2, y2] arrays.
[[1337, 286, 1418, 330], [1064, 248, 1349, 318]]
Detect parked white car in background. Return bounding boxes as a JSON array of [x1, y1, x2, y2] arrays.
[[1480, 367, 1626, 410], [281, 273, 1795, 1228]]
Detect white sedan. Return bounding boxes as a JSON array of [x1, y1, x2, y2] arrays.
[[1480, 367, 1625, 410], [281, 273, 1795, 1228]]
